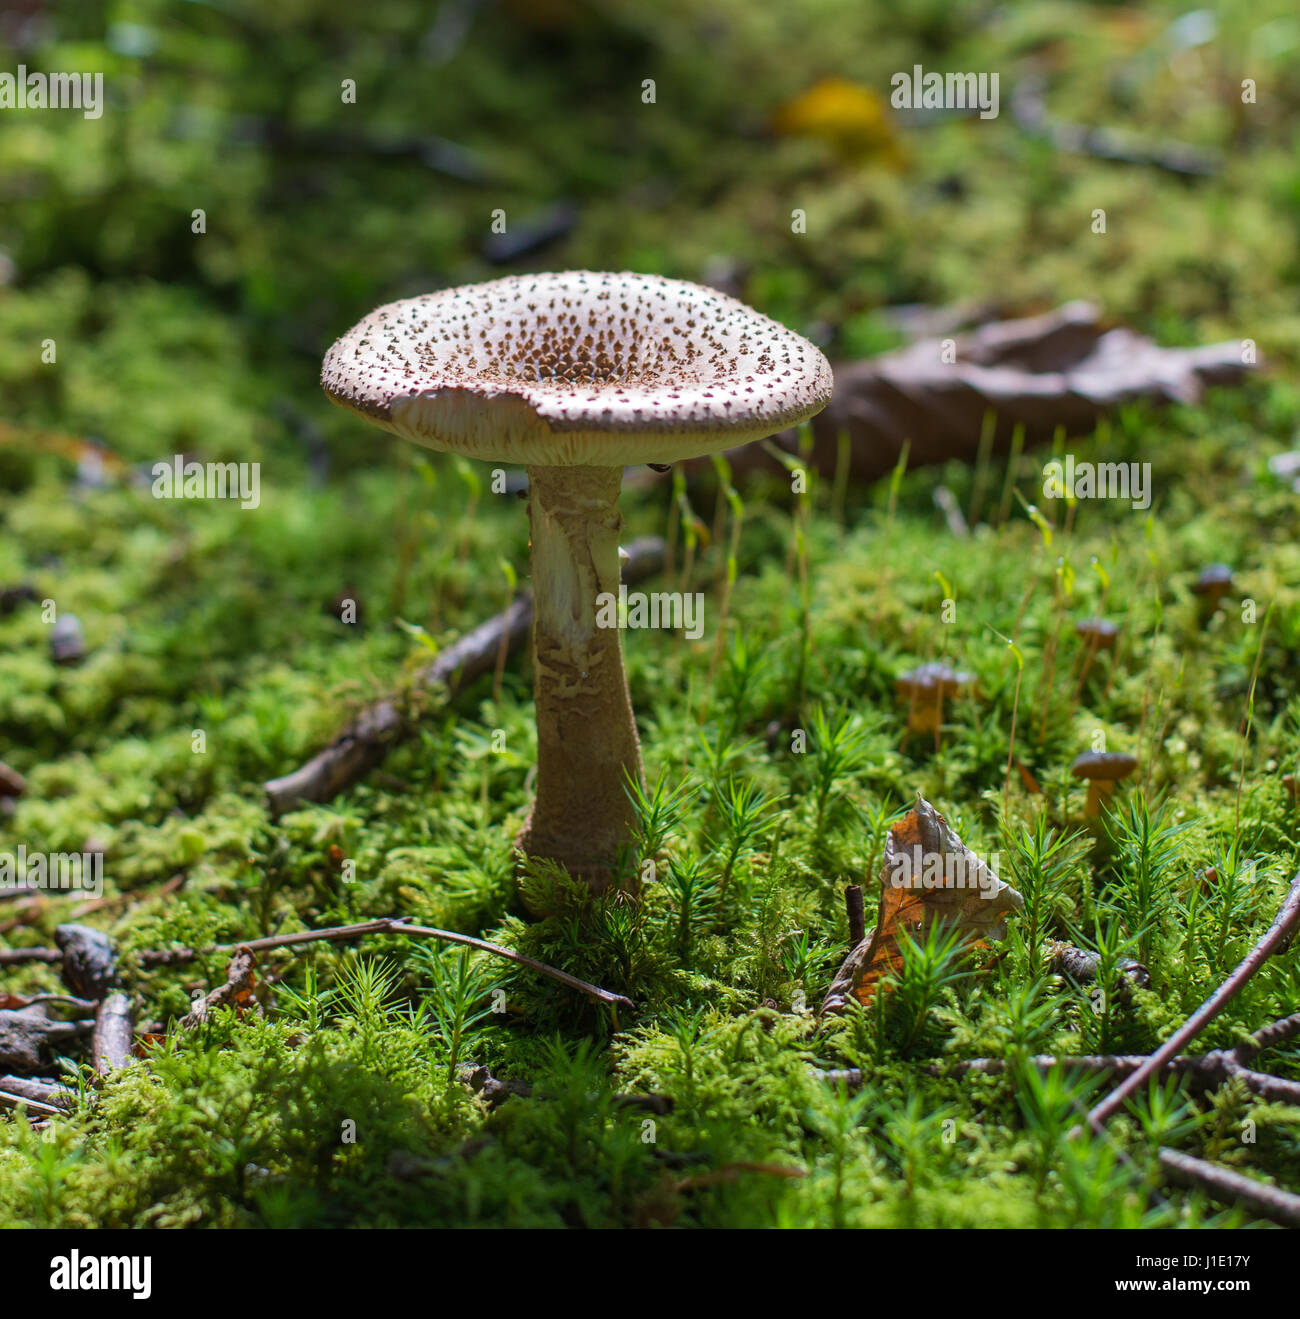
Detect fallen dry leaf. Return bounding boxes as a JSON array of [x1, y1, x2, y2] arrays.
[[178, 947, 257, 1032], [771, 77, 906, 170], [694, 302, 1254, 489], [821, 796, 1023, 1014]]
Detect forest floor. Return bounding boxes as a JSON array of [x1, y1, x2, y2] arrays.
[[2, 0, 1299, 1226]]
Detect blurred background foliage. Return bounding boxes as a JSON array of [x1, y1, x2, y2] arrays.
[[3, 1, 1300, 1229], [2, 0, 1300, 476]]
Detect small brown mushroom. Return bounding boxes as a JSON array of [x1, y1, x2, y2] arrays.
[[896, 661, 975, 751], [1074, 617, 1120, 685], [1190, 563, 1233, 617], [1071, 750, 1137, 821], [1074, 617, 1119, 651]]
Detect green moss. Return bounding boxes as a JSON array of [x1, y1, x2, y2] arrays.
[[2, 0, 1299, 1227]]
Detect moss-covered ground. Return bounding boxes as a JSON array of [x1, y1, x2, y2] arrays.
[[2, 0, 1299, 1227]]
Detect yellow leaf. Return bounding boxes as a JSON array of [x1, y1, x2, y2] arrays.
[[772, 77, 906, 169]]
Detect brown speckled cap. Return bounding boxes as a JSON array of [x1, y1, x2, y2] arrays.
[[321, 270, 833, 466]]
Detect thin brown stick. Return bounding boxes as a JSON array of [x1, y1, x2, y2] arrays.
[[1226, 1065, 1300, 1106], [396, 922, 633, 1009], [672, 1162, 805, 1193], [6, 993, 96, 1012], [1077, 868, 1300, 1136], [0, 1086, 63, 1117], [0, 883, 43, 904], [1158, 1148, 1300, 1229], [0, 1074, 70, 1111], [0, 947, 61, 966], [844, 884, 865, 950], [1241, 1010, 1300, 1061], [70, 872, 184, 920], [263, 535, 665, 815], [944, 1054, 1214, 1080], [140, 917, 633, 1010], [943, 1051, 1300, 1104], [92, 991, 133, 1075]]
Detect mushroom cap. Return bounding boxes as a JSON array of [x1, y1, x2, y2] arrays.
[[1075, 617, 1119, 644], [896, 661, 976, 698], [1070, 751, 1137, 781], [322, 271, 834, 467], [1191, 563, 1233, 596]]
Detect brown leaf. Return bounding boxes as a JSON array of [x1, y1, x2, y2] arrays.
[[771, 77, 906, 170], [132, 1033, 167, 1059], [177, 948, 257, 1032], [821, 796, 1023, 1014], [692, 303, 1255, 489]]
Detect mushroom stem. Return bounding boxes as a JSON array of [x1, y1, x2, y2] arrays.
[[1084, 780, 1113, 821], [516, 464, 644, 894]]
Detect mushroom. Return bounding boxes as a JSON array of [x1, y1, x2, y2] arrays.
[[1190, 563, 1233, 617], [322, 271, 832, 893], [896, 661, 975, 751], [1070, 750, 1137, 821], [1074, 616, 1119, 685], [1074, 617, 1119, 652]]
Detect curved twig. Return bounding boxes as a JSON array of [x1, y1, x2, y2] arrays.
[[1158, 1148, 1300, 1229], [138, 916, 633, 1010], [1076, 868, 1300, 1138]]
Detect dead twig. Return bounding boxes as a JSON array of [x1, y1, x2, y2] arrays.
[[0, 947, 61, 966], [1076, 868, 1300, 1137], [70, 872, 185, 919], [816, 1002, 1300, 1105], [0, 1086, 64, 1117], [672, 1162, 805, 1193], [0, 1073, 71, 1112], [263, 535, 666, 814], [1012, 73, 1220, 178], [1240, 1010, 1300, 1062], [1158, 1148, 1300, 1229], [139, 916, 634, 1010], [844, 884, 865, 952], [92, 992, 133, 1075], [2, 993, 96, 1012]]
